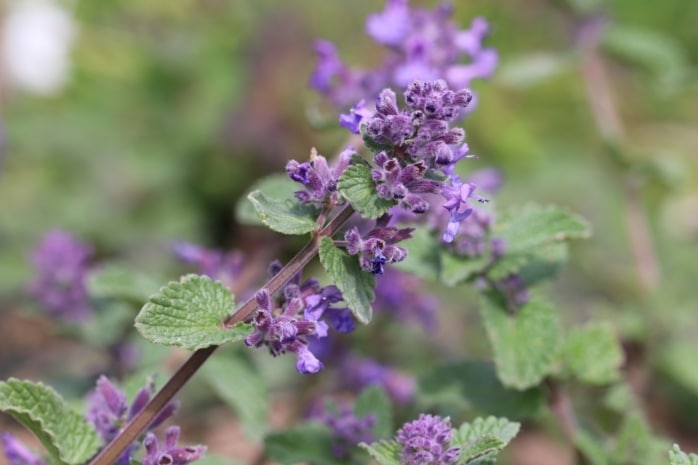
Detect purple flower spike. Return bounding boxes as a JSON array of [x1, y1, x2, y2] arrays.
[[1, 434, 45, 465], [28, 230, 93, 321], [143, 426, 206, 465], [396, 414, 460, 465], [286, 148, 353, 205], [341, 356, 415, 404]]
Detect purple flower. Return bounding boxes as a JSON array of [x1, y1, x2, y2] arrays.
[[172, 242, 244, 288], [341, 356, 415, 405], [143, 426, 206, 465], [1, 434, 45, 465], [495, 274, 531, 312], [317, 404, 377, 458], [441, 175, 488, 243], [286, 148, 353, 205], [28, 230, 93, 321], [396, 414, 460, 465], [311, 1, 497, 108], [86, 376, 178, 464], [345, 226, 411, 275], [374, 268, 438, 329]]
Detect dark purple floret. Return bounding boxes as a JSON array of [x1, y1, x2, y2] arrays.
[[286, 148, 353, 205], [396, 414, 460, 465], [344, 226, 411, 275], [1, 434, 45, 465], [28, 230, 93, 321], [143, 426, 206, 465]]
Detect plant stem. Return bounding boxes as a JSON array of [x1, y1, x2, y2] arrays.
[[88, 203, 355, 465]]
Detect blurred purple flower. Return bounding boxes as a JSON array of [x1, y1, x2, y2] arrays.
[[143, 426, 206, 465], [311, 1, 497, 108], [341, 356, 415, 404], [28, 230, 93, 321], [171, 242, 244, 287], [374, 268, 438, 329], [1, 434, 45, 465], [396, 414, 460, 465], [317, 404, 377, 458]]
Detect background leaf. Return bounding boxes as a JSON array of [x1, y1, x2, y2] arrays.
[[264, 422, 345, 465], [452, 416, 520, 464], [0, 379, 101, 465], [319, 237, 375, 324], [562, 322, 624, 385], [236, 174, 301, 226], [247, 190, 319, 235], [135, 274, 251, 350], [355, 385, 393, 440], [359, 440, 401, 465]]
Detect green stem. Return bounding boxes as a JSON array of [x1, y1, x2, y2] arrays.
[[88, 203, 355, 465]]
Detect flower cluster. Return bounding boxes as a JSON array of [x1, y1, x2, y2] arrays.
[[345, 224, 412, 275], [143, 427, 206, 465], [311, 0, 497, 108], [396, 414, 460, 465], [286, 147, 353, 205], [28, 230, 93, 321], [245, 265, 354, 374], [316, 405, 377, 458]]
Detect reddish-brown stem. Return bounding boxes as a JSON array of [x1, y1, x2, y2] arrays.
[[88, 203, 355, 465]]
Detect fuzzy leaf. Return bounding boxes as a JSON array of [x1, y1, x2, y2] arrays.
[[441, 250, 490, 286], [393, 227, 441, 281], [453, 417, 520, 464], [264, 422, 344, 465], [359, 440, 401, 465], [562, 322, 624, 385], [338, 164, 395, 219], [0, 379, 101, 465], [201, 351, 267, 440], [496, 204, 591, 253], [480, 293, 562, 389], [670, 444, 698, 465], [236, 174, 301, 226], [135, 274, 252, 350], [487, 242, 568, 281], [247, 190, 319, 235], [319, 237, 375, 324], [87, 264, 161, 302], [355, 385, 393, 440]]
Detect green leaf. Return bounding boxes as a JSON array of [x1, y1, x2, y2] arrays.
[[264, 422, 345, 465], [359, 440, 401, 465], [497, 52, 574, 89], [420, 361, 544, 420], [453, 417, 520, 464], [236, 173, 301, 226], [247, 190, 319, 235], [355, 385, 393, 440], [496, 204, 591, 253], [319, 237, 375, 324], [480, 293, 562, 389], [86, 264, 161, 302], [614, 412, 669, 464], [562, 322, 624, 385], [487, 242, 568, 282], [135, 274, 252, 350], [393, 227, 441, 281], [338, 164, 395, 219], [441, 250, 490, 286], [574, 430, 611, 465], [360, 124, 393, 154], [670, 444, 698, 465], [201, 350, 268, 440], [0, 379, 101, 465]]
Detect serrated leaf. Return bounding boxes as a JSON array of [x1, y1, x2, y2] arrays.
[[135, 274, 252, 350], [359, 440, 401, 465], [264, 422, 345, 465], [441, 250, 490, 286], [247, 190, 319, 235], [670, 444, 698, 465], [393, 227, 441, 281], [480, 293, 562, 389], [562, 322, 624, 385], [236, 174, 301, 226], [319, 237, 375, 324], [496, 204, 591, 253], [201, 350, 268, 440], [0, 379, 101, 465], [355, 385, 393, 440], [86, 264, 161, 302], [453, 416, 520, 464], [420, 361, 544, 419], [338, 164, 395, 219]]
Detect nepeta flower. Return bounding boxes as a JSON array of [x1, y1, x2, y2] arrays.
[[286, 147, 353, 205], [312, 0, 497, 108], [171, 242, 244, 287], [143, 426, 206, 465], [374, 268, 438, 329], [396, 414, 460, 465], [318, 405, 377, 458], [1, 434, 45, 465], [86, 376, 177, 464], [28, 230, 93, 321], [341, 356, 415, 404], [345, 225, 412, 275]]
